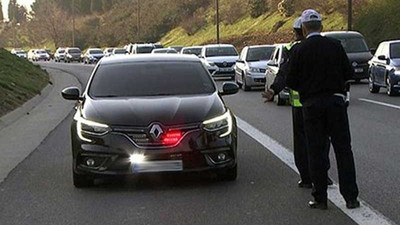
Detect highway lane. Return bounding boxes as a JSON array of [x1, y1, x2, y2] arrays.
[[1, 61, 399, 224]]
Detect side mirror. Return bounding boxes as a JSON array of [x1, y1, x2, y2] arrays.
[[220, 82, 239, 96], [370, 48, 376, 55], [267, 61, 278, 67], [377, 55, 386, 61], [61, 87, 82, 100]]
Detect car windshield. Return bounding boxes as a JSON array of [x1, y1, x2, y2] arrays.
[[153, 49, 168, 53], [58, 50, 65, 53], [68, 49, 81, 54], [16, 51, 25, 54], [182, 48, 202, 56], [336, 37, 369, 53], [89, 50, 103, 54], [205, 47, 238, 57], [114, 49, 126, 54], [37, 50, 47, 54], [137, 47, 154, 53], [89, 62, 216, 97], [107, 49, 113, 52], [246, 47, 275, 61], [390, 43, 400, 59]]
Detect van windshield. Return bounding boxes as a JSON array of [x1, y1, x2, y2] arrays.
[[337, 37, 369, 53]]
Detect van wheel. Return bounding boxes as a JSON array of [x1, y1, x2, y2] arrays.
[[276, 94, 286, 106]]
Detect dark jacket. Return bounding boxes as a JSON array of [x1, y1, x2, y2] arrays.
[[270, 42, 302, 94], [286, 35, 353, 103]]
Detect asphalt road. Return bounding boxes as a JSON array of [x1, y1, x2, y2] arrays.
[[1, 61, 399, 225]]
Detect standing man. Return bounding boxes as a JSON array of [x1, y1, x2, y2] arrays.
[[286, 9, 359, 210], [263, 18, 332, 189]]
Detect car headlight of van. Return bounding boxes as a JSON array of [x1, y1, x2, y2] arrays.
[[394, 69, 400, 76], [74, 112, 110, 142], [203, 110, 232, 137]]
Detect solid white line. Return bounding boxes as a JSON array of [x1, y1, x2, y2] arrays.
[[236, 117, 396, 225], [359, 98, 400, 110]]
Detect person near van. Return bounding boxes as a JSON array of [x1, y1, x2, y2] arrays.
[[286, 9, 359, 210], [262, 17, 333, 189]]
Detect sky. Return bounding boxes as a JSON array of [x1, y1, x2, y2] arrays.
[[1, 0, 36, 21]]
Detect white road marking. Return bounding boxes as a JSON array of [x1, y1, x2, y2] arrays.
[[359, 98, 400, 110], [236, 117, 396, 225]]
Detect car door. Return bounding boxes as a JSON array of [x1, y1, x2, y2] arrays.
[[235, 47, 247, 82], [375, 43, 389, 85], [265, 46, 281, 89]]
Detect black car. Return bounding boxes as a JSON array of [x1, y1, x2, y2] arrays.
[[322, 31, 373, 82], [62, 54, 239, 188]]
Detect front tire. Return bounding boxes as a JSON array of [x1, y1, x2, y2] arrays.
[[216, 165, 237, 181], [387, 77, 397, 96], [73, 170, 94, 188], [276, 93, 286, 106], [369, 74, 380, 93], [242, 75, 251, 91]]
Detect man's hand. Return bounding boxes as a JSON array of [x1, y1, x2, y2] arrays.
[[262, 89, 275, 103]]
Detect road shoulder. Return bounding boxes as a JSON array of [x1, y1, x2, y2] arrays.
[[0, 68, 81, 183]]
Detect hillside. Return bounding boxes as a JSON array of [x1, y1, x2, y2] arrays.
[[0, 48, 49, 116], [161, 11, 346, 49]]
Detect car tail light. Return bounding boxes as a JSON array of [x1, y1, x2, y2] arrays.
[[162, 131, 182, 145]]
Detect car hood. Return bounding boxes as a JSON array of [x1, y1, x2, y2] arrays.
[[247, 60, 269, 69], [347, 52, 373, 64], [206, 56, 239, 63], [90, 54, 104, 57], [82, 93, 225, 127]]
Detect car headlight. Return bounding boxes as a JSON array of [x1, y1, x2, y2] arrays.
[[74, 112, 110, 142], [394, 69, 400, 76], [206, 61, 215, 67], [202, 110, 233, 138]]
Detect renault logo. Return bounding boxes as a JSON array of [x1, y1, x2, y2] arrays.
[[149, 124, 163, 140], [223, 61, 228, 67]]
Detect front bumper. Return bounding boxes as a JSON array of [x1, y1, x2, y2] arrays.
[[71, 122, 237, 176], [389, 72, 400, 90], [245, 73, 266, 87], [210, 67, 235, 78], [67, 56, 82, 62], [352, 65, 369, 79]]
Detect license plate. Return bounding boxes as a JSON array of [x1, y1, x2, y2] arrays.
[[355, 68, 364, 73], [132, 160, 183, 173], [219, 68, 232, 72]]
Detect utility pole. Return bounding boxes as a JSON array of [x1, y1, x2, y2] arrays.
[[72, 0, 75, 46], [216, 0, 220, 44], [348, 0, 353, 31], [137, 0, 140, 42]]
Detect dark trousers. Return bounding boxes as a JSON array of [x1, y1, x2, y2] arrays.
[[302, 96, 359, 202], [292, 107, 330, 184]]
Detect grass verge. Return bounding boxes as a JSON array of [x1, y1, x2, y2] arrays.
[[0, 48, 50, 117]]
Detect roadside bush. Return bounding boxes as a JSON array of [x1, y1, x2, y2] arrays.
[[249, 0, 269, 18], [219, 0, 248, 25]]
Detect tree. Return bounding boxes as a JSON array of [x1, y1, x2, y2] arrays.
[[249, 0, 268, 18], [0, 1, 4, 22], [8, 0, 17, 22], [31, 1, 69, 48], [90, 0, 103, 13]]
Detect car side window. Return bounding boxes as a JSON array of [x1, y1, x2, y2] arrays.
[[240, 48, 247, 61], [375, 44, 383, 57], [274, 48, 281, 65], [382, 43, 389, 57]]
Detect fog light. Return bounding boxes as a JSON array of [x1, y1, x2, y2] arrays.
[[218, 153, 226, 161], [130, 154, 145, 164], [86, 158, 95, 166]]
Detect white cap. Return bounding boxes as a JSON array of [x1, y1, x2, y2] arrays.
[[293, 17, 302, 29], [301, 9, 322, 23]]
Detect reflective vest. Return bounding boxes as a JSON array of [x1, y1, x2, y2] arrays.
[[285, 42, 303, 108]]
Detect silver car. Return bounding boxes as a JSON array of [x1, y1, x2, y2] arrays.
[[235, 45, 275, 91]]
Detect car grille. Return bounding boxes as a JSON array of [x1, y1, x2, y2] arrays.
[[215, 62, 235, 68], [260, 69, 266, 73], [112, 123, 200, 149]]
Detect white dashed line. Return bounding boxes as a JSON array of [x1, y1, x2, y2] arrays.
[[236, 117, 396, 225], [359, 98, 400, 110]]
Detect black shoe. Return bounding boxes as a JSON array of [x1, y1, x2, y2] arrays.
[[308, 200, 328, 210], [298, 180, 312, 189], [327, 177, 333, 186], [346, 199, 360, 209]]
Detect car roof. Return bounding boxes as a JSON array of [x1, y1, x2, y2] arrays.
[[322, 31, 364, 39], [182, 46, 203, 49], [247, 45, 275, 48], [88, 48, 102, 51], [204, 44, 235, 48], [136, 44, 154, 47], [100, 54, 201, 65], [380, 40, 400, 45]]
